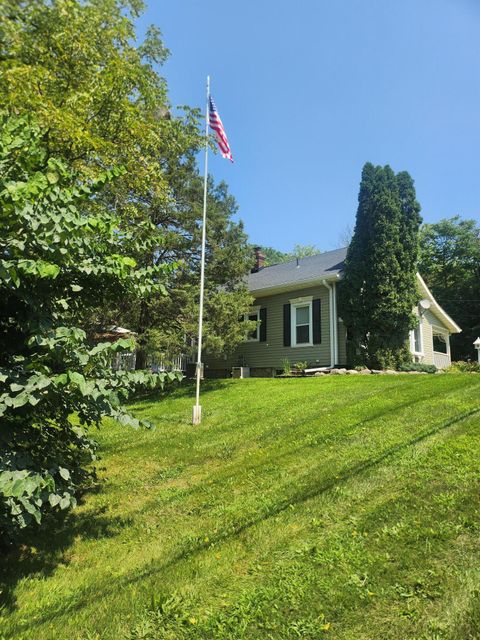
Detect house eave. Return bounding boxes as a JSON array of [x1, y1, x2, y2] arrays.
[[416, 273, 461, 334], [249, 273, 341, 299]]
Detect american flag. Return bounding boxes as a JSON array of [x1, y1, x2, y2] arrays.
[[209, 97, 234, 162]]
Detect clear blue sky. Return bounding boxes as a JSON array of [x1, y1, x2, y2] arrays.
[[137, 0, 480, 252]]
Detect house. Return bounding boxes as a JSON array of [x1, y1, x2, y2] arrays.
[[203, 247, 461, 377], [92, 326, 137, 371]]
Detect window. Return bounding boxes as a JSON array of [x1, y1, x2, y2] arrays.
[[433, 331, 448, 354], [295, 305, 310, 344], [290, 296, 313, 347], [410, 322, 423, 355], [244, 307, 260, 341]]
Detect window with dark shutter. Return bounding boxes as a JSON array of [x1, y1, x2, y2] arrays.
[[259, 308, 267, 342], [283, 303, 291, 346], [312, 298, 321, 344], [294, 305, 310, 344]]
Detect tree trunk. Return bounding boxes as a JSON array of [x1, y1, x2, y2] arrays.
[[135, 348, 148, 371]]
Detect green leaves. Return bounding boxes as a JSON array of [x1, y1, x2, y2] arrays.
[[0, 115, 183, 541], [419, 217, 480, 360], [58, 467, 70, 481]]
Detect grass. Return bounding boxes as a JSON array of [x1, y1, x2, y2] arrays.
[[1, 374, 480, 639]]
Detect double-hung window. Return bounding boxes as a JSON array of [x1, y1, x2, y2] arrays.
[[290, 296, 313, 347]]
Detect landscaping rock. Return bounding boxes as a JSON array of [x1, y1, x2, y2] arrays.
[[330, 368, 347, 375], [385, 369, 398, 375], [346, 369, 359, 374], [314, 371, 326, 376], [371, 369, 383, 374], [359, 368, 371, 375]]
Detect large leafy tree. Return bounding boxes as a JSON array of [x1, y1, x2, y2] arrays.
[[0, 0, 253, 365], [419, 216, 480, 360], [338, 163, 422, 369], [0, 115, 181, 543]]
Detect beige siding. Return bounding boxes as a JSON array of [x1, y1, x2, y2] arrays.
[[421, 311, 434, 364], [412, 308, 451, 367], [204, 284, 332, 373], [206, 286, 455, 376]]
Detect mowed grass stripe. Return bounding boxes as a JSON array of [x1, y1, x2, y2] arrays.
[[2, 380, 476, 636], [1, 375, 479, 639], [127, 408, 480, 639], [1, 380, 476, 636]]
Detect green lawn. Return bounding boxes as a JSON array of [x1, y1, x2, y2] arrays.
[[2, 375, 480, 640]]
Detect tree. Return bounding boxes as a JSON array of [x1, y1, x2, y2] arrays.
[[259, 244, 322, 266], [113, 176, 255, 368], [0, 0, 253, 367], [338, 163, 422, 369], [419, 216, 480, 360], [0, 115, 180, 543]]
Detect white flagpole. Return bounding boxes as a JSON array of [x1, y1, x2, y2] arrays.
[[192, 75, 210, 425]]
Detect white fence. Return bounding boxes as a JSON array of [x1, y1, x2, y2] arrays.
[[113, 352, 137, 371], [112, 353, 190, 372], [151, 355, 189, 372]]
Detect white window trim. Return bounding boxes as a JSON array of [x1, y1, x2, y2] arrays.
[[432, 325, 450, 356], [244, 306, 260, 342], [290, 296, 313, 348], [409, 321, 424, 356]]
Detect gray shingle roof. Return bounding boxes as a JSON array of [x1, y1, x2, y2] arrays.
[[248, 247, 348, 293]]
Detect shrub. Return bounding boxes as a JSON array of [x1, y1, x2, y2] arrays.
[[293, 361, 308, 374], [397, 363, 437, 374], [447, 361, 480, 373]]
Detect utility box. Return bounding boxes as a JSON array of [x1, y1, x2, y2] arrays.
[[232, 366, 250, 379]]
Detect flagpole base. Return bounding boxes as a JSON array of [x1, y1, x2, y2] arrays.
[[192, 404, 202, 425]]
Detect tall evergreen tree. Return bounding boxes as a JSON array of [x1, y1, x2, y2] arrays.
[[338, 163, 422, 369]]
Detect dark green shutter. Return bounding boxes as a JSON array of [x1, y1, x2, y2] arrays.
[[259, 308, 267, 342], [313, 298, 321, 344], [283, 303, 291, 346]]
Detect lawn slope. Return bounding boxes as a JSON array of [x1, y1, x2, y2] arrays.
[[1, 374, 480, 640]]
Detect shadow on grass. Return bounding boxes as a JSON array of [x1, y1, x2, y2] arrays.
[[0, 491, 133, 614], [10, 406, 480, 635], [131, 378, 231, 406], [137, 378, 477, 511]]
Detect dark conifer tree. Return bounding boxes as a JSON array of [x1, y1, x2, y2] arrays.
[[338, 163, 422, 369]]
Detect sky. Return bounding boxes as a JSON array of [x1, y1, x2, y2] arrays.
[[137, 0, 480, 252]]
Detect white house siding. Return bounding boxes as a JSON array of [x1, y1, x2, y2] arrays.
[[204, 284, 333, 375]]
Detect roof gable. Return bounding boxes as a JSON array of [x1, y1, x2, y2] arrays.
[[416, 273, 461, 334]]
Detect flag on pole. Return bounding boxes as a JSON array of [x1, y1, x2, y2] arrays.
[[209, 97, 234, 162]]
